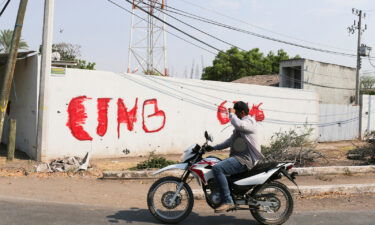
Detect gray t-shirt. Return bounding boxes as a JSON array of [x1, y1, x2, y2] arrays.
[[213, 113, 264, 169]]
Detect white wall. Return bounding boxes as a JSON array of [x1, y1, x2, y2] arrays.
[[2, 55, 39, 159], [319, 104, 359, 142], [303, 60, 356, 105], [362, 95, 375, 135], [38, 68, 319, 160]]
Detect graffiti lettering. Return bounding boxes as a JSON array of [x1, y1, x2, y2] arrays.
[[216, 101, 265, 124], [97, 98, 111, 137], [142, 99, 166, 133], [117, 98, 138, 138], [66, 96, 93, 141], [249, 103, 265, 122], [67, 97, 167, 141], [217, 101, 230, 125]]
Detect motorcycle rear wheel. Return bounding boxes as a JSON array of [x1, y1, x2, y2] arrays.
[[147, 176, 194, 224], [250, 181, 293, 225]]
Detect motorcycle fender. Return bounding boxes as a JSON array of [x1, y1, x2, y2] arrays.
[[234, 168, 279, 186], [152, 163, 188, 175]]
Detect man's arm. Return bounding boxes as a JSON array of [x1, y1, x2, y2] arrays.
[[229, 113, 256, 133], [212, 133, 234, 150]]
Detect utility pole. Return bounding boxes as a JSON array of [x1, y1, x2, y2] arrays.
[[37, 0, 54, 161], [348, 8, 368, 139], [0, 0, 28, 144]]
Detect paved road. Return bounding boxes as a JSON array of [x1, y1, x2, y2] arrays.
[[1, 197, 374, 225]]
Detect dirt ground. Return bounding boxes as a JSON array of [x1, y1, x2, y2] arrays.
[[0, 140, 371, 178]]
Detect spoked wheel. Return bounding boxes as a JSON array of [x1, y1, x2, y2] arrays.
[[147, 176, 194, 224], [250, 181, 294, 225]]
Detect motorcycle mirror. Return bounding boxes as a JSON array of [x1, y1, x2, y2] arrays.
[[204, 131, 213, 142]]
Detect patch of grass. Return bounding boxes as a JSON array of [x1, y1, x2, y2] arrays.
[[129, 151, 178, 170], [340, 146, 356, 152]]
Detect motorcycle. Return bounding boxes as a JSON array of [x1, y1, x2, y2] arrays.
[[147, 131, 299, 225]]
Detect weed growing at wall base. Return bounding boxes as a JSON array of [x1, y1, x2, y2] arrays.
[[130, 151, 178, 170]]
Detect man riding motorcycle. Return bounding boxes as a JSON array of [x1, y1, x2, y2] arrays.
[[207, 101, 265, 212]]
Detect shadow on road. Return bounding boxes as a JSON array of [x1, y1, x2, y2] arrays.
[[107, 207, 260, 224]]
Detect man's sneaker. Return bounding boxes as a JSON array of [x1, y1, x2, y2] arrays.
[[214, 203, 235, 213]]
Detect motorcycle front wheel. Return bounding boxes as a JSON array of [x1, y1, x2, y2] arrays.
[[147, 176, 194, 224], [250, 181, 294, 225]]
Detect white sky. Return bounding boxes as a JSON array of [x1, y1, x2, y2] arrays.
[[0, 0, 374, 77]]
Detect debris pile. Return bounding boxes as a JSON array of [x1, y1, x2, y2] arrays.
[[36, 152, 91, 173]]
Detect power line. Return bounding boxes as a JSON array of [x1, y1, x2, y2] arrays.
[[369, 56, 375, 69], [122, 0, 222, 52], [120, 72, 360, 127], [107, 0, 217, 55], [115, 0, 360, 90], [147, 1, 356, 81], [0, 0, 11, 17], [151, 2, 363, 83], [122, 73, 321, 126], [147, 0, 362, 58], [141, 0, 243, 51], [149, 75, 319, 115], [176, 0, 354, 53], [152, 76, 318, 101], [283, 75, 355, 90], [124, 0, 370, 85]]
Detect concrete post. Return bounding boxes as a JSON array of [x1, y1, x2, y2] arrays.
[[7, 119, 16, 161], [37, 0, 54, 161], [368, 95, 372, 132]]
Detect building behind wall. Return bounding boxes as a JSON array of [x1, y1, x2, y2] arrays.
[[279, 59, 356, 104]]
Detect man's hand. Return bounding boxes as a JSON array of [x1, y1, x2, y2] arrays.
[[205, 145, 214, 152], [228, 108, 236, 114]]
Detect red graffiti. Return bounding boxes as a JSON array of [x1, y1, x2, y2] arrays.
[[66, 96, 93, 141], [117, 98, 138, 138], [97, 98, 111, 137], [217, 101, 230, 125], [249, 103, 265, 122], [216, 101, 265, 124], [142, 99, 166, 133], [67, 96, 167, 141]]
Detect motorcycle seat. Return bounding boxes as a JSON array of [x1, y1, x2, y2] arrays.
[[229, 161, 278, 180]]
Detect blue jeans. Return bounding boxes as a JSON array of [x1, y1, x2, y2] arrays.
[[212, 157, 247, 204]]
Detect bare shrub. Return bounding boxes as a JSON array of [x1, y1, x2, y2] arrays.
[[347, 131, 375, 164], [261, 127, 327, 167]]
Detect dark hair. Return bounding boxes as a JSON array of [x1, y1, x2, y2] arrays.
[[233, 101, 249, 114]]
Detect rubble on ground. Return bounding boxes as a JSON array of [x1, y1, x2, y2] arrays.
[[36, 152, 91, 173]]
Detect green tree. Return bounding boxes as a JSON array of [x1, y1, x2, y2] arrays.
[[202, 47, 299, 82], [0, 29, 29, 53], [77, 60, 96, 70], [52, 42, 96, 70]]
